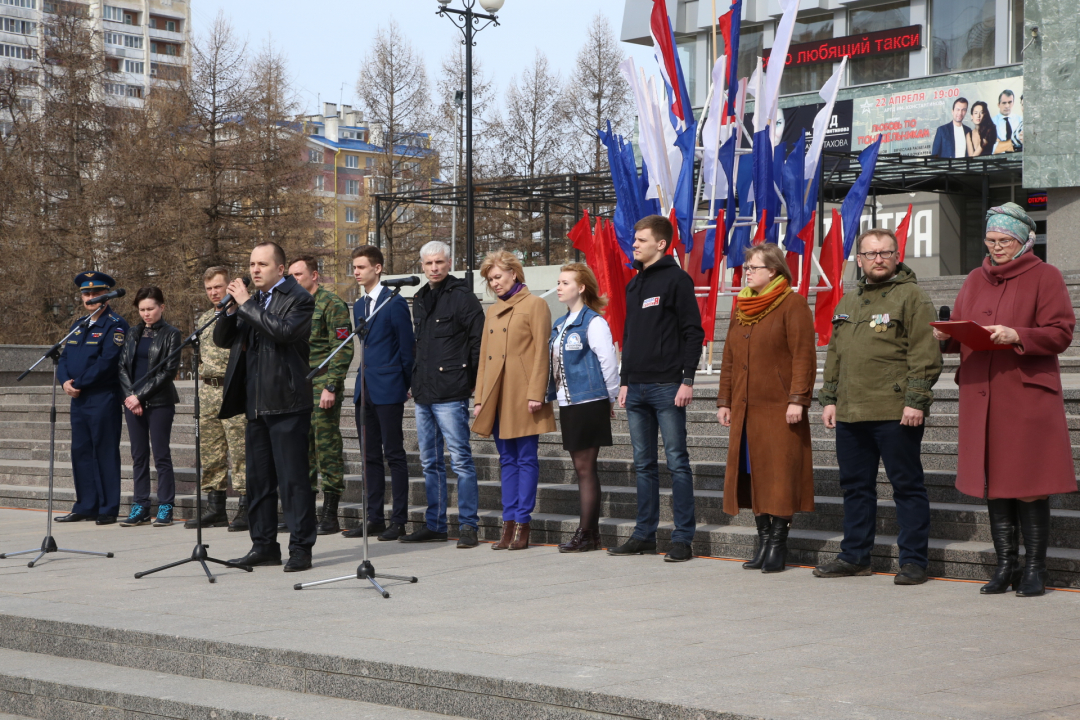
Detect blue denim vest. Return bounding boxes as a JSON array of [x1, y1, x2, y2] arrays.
[[545, 306, 609, 404]]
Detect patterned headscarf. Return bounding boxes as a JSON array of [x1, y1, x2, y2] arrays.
[[985, 202, 1037, 263]]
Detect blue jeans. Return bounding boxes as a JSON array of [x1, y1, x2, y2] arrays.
[[415, 400, 479, 533], [835, 420, 930, 569], [492, 416, 540, 524], [625, 383, 696, 545]]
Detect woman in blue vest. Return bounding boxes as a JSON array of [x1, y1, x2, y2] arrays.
[[547, 263, 620, 552]]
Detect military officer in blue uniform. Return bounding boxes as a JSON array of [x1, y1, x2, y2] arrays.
[[54, 271, 130, 525]]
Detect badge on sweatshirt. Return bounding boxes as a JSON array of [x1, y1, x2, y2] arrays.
[[565, 333, 583, 351], [642, 296, 660, 309]]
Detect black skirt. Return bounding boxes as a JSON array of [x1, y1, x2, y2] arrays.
[[559, 398, 613, 452]]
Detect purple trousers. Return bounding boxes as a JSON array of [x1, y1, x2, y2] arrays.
[[492, 416, 540, 524]]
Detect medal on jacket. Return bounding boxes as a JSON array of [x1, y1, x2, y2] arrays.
[[871, 313, 890, 332]]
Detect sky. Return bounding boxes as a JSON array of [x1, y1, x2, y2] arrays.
[[190, 0, 660, 118]]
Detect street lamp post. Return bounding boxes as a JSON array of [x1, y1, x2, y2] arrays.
[[436, 0, 503, 292]]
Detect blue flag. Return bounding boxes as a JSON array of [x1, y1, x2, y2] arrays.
[[728, 149, 756, 267], [782, 133, 807, 253], [839, 135, 883, 259], [672, 121, 698, 254], [752, 128, 774, 243], [598, 123, 646, 264]]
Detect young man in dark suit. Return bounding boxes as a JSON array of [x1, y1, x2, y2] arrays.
[[931, 97, 971, 158], [342, 245, 415, 542]]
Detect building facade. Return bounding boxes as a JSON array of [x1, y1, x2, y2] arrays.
[[0, 0, 190, 109], [619, 0, 1073, 276]]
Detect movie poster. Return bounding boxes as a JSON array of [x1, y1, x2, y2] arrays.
[[849, 74, 1024, 157], [778, 99, 854, 171]]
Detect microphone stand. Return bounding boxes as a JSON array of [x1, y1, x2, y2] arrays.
[[133, 308, 253, 583], [1, 311, 114, 567], [294, 285, 418, 598]]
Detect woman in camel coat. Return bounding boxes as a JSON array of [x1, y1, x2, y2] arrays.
[[933, 203, 1076, 597], [717, 243, 816, 574], [473, 250, 556, 551]]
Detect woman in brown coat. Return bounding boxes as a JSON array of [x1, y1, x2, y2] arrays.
[[473, 250, 556, 551], [933, 203, 1076, 597], [717, 243, 816, 573]]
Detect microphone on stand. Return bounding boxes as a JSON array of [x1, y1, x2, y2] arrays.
[[84, 288, 126, 305], [216, 277, 251, 309], [381, 276, 421, 288]]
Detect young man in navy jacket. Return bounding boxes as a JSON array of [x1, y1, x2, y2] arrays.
[[610, 215, 704, 562], [342, 245, 415, 542]]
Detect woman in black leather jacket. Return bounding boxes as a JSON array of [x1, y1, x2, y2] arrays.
[[118, 287, 182, 527]]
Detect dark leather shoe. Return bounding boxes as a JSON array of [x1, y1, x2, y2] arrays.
[[894, 563, 929, 585], [456, 526, 479, 549], [283, 553, 312, 572], [342, 520, 386, 538], [399, 526, 448, 543], [378, 523, 406, 541], [54, 512, 93, 522], [95, 516, 117, 526], [559, 527, 600, 553], [664, 541, 693, 562], [761, 516, 791, 573], [277, 522, 288, 532], [742, 514, 771, 569], [228, 550, 282, 567], [813, 558, 872, 577], [607, 537, 657, 556]]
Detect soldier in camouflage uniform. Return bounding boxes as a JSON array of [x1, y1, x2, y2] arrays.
[[289, 256, 354, 535], [185, 267, 249, 531]]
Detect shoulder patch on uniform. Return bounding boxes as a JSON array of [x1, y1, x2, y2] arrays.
[[113, 331, 124, 346], [335, 327, 350, 340], [832, 314, 849, 321]]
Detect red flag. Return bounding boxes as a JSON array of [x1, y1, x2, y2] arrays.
[[718, 10, 734, 119], [895, 203, 913, 263], [752, 208, 768, 245], [798, 211, 816, 298], [667, 207, 680, 255], [596, 218, 630, 348], [813, 209, 844, 347], [568, 209, 593, 257], [701, 217, 726, 342], [591, 216, 611, 298]]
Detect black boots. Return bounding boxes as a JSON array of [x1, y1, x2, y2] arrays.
[[1016, 498, 1051, 597], [761, 516, 791, 573], [184, 490, 228, 529], [317, 493, 341, 535], [228, 496, 249, 532], [743, 514, 771, 569], [982, 498, 1021, 594]]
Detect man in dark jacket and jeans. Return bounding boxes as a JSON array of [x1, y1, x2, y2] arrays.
[[610, 215, 704, 562], [215, 242, 317, 572], [399, 241, 485, 548]]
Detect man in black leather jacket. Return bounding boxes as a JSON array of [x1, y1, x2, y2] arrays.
[[214, 242, 317, 572]]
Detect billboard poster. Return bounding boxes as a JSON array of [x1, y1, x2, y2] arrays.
[[778, 99, 854, 171], [849, 73, 1024, 157]]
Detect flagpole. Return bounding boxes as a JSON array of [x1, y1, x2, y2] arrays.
[[711, 0, 718, 67]]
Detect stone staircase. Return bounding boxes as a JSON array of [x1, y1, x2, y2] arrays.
[[2, 273, 1080, 587]]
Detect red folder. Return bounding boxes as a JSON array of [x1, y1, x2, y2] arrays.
[[930, 321, 1010, 352]]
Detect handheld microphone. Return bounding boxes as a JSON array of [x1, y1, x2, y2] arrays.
[[84, 288, 126, 305], [939, 305, 951, 322], [381, 276, 421, 288], [216, 277, 251, 309]]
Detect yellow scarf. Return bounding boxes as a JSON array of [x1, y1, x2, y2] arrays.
[[735, 275, 792, 326]]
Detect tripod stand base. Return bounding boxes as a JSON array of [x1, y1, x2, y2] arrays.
[[134, 542, 252, 584], [292, 560, 418, 598], [1, 535, 114, 568]]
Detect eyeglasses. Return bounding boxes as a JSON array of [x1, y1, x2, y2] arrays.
[[984, 237, 1019, 249], [742, 264, 768, 273], [857, 250, 897, 260]]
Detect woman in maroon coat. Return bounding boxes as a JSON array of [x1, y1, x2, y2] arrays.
[[934, 203, 1076, 597]]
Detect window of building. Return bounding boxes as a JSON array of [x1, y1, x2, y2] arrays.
[[106, 32, 142, 49], [150, 17, 180, 32], [345, 155, 359, 169], [675, 37, 698, 106], [365, 157, 374, 169], [779, 16, 834, 95], [150, 63, 182, 80], [124, 60, 143, 74], [1, 0, 36, 8], [346, 233, 359, 247], [314, 205, 324, 219], [346, 179, 359, 196], [313, 230, 324, 247], [346, 207, 358, 223], [1, 44, 37, 60], [849, 2, 911, 85], [126, 85, 143, 98], [931, 0, 995, 74], [368, 232, 376, 244], [308, 148, 321, 163], [1011, 0, 1025, 63], [2, 19, 37, 35], [737, 25, 764, 81], [151, 42, 180, 56], [314, 174, 324, 191]]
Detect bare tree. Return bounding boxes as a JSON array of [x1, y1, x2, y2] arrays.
[[490, 50, 568, 180], [563, 13, 632, 173], [356, 20, 438, 273]]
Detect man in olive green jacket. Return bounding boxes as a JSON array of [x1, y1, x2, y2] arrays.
[[815, 228, 942, 586]]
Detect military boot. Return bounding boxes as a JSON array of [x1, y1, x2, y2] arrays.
[[317, 493, 341, 535], [227, 496, 249, 532], [184, 490, 228, 529]]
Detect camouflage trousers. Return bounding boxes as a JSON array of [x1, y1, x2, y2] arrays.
[[309, 390, 345, 496], [198, 383, 247, 494]]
